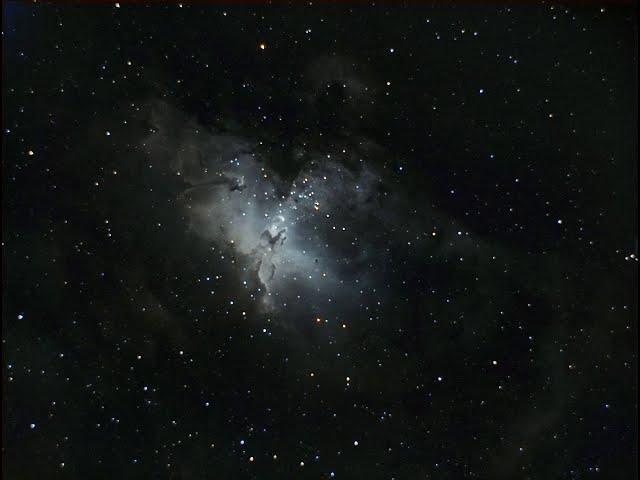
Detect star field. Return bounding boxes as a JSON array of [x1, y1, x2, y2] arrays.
[[2, 3, 638, 479]]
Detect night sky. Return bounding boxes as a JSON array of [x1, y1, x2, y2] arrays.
[[2, 2, 638, 479]]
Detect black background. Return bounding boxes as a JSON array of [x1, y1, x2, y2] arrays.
[[2, 3, 638, 479]]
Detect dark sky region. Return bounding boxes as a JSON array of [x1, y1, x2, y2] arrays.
[[2, 2, 638, 479]]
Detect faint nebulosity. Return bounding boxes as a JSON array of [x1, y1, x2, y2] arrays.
[[2, 3, 637, 479]]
